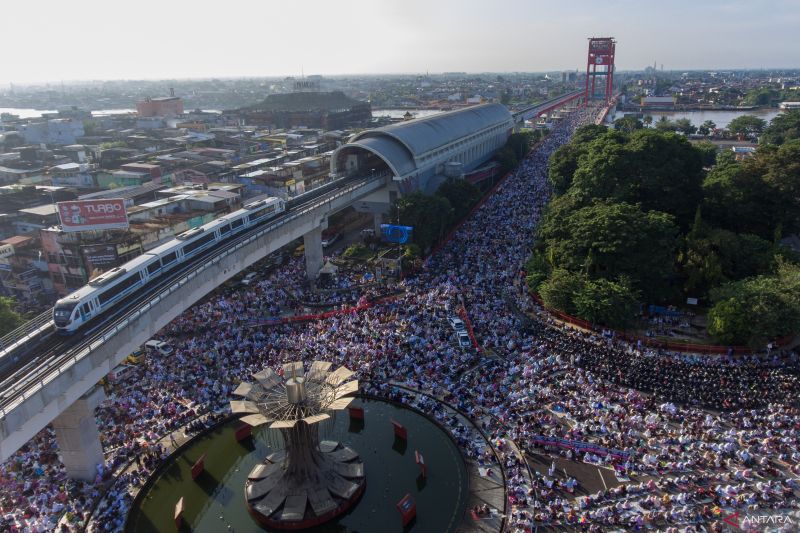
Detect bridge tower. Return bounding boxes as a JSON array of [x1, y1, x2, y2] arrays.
[[585, 37, 616, 104]]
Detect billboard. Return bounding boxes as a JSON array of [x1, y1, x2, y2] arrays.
[[381, 224, 413, 244], [81, 244, 119, 272], [57, 199, 129, 232]]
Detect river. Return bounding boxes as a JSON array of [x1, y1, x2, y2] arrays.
[[0, 107, 221, 119], [372, 108, 443, 119], [611, 108, 782, 129]]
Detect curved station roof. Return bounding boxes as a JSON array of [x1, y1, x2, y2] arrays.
[[337, 103, 512, 178]]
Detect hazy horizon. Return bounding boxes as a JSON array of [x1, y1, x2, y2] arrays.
[[2, 0, 799, 85]]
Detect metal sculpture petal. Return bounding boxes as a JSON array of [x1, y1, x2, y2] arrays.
[[231, 360, 365, 528]]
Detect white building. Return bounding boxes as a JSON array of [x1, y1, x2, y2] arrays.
[[20, 119, 85, 145]]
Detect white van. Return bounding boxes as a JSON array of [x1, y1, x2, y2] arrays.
[[107, 364, 136, 382], [144, 340, 173, 356]]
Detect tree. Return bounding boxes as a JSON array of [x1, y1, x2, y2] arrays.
[[679, 210, 775, 299], [508, 131, 536, 159], [570, 129, 705, 227], [694, 141, 718, 167], [643, 115, 653, 127], [495, 145, 518, 174], [755, 140, 800, 233], [654, 116, 676, 132], [548, 144, 581, 195], [83, 120, 100, 136], [500, 89, 512, 105], [697, 119, 716, 136], [614, 115, 643, 133], [392, 192, 454, 253], [674, 117, 697, 135], [761, 110, 800, 145], [0, 297, 22, 336], [573, 276, 640, 328], [707, 267, 800, 348], [537, 201, 679, 302], [538, 269, 584, 315], [571, 124, 608, 145], [701, 155, 779, 239], [727, 115, 766, 137], [436, 178, 481, 223]]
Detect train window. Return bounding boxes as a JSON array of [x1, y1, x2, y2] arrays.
[[220, 224, 231, 235], [161, 252, 177, 266], [231, 218, 244, 229], [97, 273, 141, 305], [81, 303, 90, 315], [248, 208, 270, 223], [182, 232, 216, 255], [147, 261, 161, 275]]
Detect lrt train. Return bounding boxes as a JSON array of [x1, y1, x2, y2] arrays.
[[53, 197, 285, 334]]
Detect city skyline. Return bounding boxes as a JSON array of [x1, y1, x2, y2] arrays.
[[2, 0, 800, 84]]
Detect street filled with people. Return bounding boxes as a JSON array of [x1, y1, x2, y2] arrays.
[[2, 105, 799, 532]]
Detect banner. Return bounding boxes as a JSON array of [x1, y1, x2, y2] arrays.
[[381, 224, 413, 244], [530, 435, 630, 459], [57, 199, 129, 232], [81, 244, 119, 271]]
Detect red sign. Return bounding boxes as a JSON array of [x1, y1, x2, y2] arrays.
[[391, 420, 407, 440], [415, 450, 427, 478], [57, 199, 129, 232], [396, 494, 416, 526], [191, 453, 206, 480]]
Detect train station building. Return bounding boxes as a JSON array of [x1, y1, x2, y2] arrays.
[[331, 103, 514, 215]]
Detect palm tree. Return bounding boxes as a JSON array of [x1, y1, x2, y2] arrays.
[[643, 115, 653, 127]]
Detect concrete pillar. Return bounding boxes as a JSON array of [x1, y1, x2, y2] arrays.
[[373, 212, 384, 234], [303, 226, 323, 281], [52, 386, 105, 481]]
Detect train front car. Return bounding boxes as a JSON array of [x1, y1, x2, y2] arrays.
[[53, 289, 94, 335], [53, 298, 79, 333]]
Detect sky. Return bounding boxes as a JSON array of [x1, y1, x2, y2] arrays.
[[2, 0, 799, 84]]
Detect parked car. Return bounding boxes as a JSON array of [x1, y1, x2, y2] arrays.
[[448, 316, 466, 331], [457, 330, 472, 349], [241, 272, 258, 285], [144, 340, 173, 356], [321, 233, 340, 248]]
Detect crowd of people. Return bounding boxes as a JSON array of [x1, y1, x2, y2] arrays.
[[2, 104, 799, 532]]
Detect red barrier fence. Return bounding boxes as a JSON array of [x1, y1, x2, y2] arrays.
[[458, 306, 481, 352], [245, 294, 402, 328]]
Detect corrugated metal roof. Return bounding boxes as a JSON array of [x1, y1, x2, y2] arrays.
[[348, 136, 416, 176], [352, 103, 512, 157]]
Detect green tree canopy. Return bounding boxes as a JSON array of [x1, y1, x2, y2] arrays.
[[703, 141, 800, 237], [614, 115, 643, 133], [571, 124, 609, 144], [436, 178, 481, 223], [392, 192, 453, 253], [571, 129, 705, 227], [707, 262, 800, 348], [548, 143, 581, 195], [573, 276, 640, 328], [654, 116, 676, 132], [537, 201, 678, 302], [674, 117, 697, 135], [727, 115, 767, 136], [539, 268, 584, 315], [0, 297, 23, 336], [679, 210, 775, 298], [761, 110, 800, 145]]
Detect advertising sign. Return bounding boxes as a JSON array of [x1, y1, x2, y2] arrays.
[[57, 199, 129, 232], [381, 224, 413, 244], [81, 244, 119, 271]]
